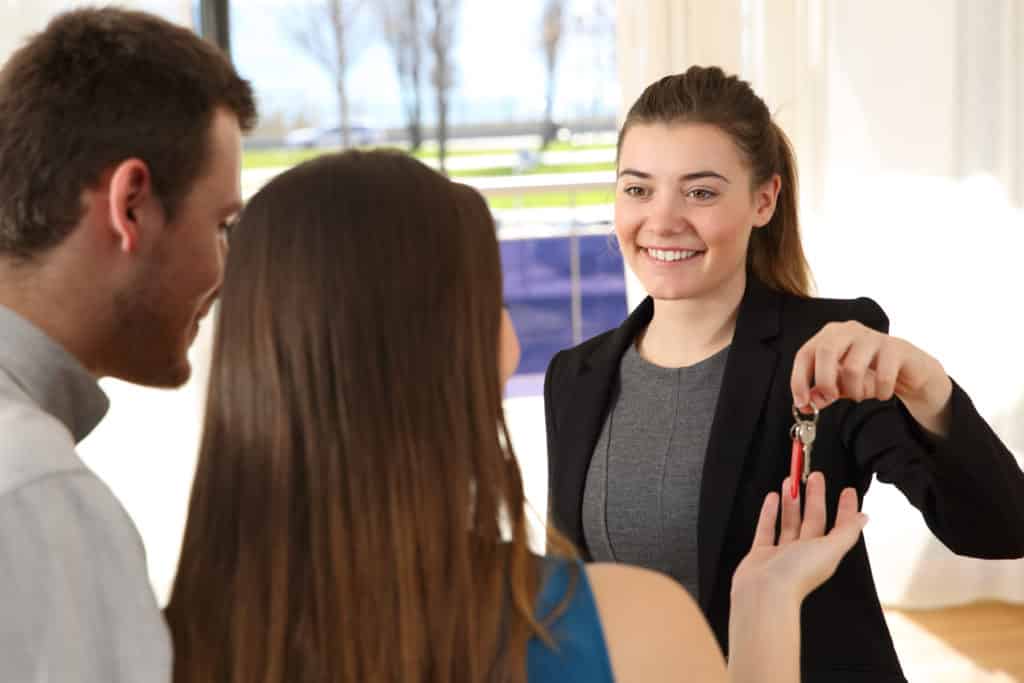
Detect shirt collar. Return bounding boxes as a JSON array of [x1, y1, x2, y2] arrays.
[[0, 304, 109, 443]]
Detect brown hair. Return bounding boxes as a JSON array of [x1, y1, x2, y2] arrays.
[[165, 150, 571, 683], [618, 66, 813, 296], [0, 7, 256, 260]]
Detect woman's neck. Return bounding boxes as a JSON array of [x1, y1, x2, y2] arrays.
[[637, 270, 747, 368]]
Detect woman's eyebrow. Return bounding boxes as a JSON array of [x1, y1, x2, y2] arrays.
[[679, 170, 730, 183], [617, 168, 730, 183]]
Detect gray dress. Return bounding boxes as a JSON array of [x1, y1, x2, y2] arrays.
[[582, 341, 729, 600]]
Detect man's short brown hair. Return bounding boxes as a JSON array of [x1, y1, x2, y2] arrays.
[[0, 7, 257, 259]]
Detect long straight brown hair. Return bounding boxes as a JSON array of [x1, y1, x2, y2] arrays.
[[165, 151, 565, 682], [619, 66, 814, 297]]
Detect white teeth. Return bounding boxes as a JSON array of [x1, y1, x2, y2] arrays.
[[646, 248, 700, 262]]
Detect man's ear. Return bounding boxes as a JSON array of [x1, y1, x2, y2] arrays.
[[107, 159, 154, 253], [752, 173, 782, 229]]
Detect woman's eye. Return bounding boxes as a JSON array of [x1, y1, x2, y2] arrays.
[[623, 185, 648, 198], [687, 188, 717, 201]]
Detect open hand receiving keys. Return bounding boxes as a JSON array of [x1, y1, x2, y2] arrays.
[[732, 472, 867, 605], [727, 473, 869, 683]]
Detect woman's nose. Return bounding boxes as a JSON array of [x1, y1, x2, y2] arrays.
[[647, 193, 690, 235]]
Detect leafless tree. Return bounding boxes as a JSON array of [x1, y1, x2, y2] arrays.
[[540, 0, 567, 149], [287, 0, 365, 148], [377, 0, 425, 151], [572, 0, 616, 118], [426, 0, 460, 174]]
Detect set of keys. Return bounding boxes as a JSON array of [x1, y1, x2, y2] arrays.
[[789, 404, 818, 499]]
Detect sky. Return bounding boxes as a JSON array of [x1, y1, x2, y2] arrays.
[[229, 0, 619, 129]]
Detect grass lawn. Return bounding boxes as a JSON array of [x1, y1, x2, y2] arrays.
[[485, 189, 614, 210], [450, 161, 614, 177], [242, 144, 617, 210], [243, 143, 615, 170], [414, 139, 614, 156]]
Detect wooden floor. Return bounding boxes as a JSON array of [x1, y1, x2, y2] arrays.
[[884, 602, 1024, 682]]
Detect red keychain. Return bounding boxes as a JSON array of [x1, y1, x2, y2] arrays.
[[790, 436, 804, 499], [789, 404, 818, 499]]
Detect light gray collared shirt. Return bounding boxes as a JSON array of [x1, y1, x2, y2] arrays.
[[0, 305, 171, 682]]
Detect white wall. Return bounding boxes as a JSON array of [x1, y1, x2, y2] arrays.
[[814, 0, 1024, 606]]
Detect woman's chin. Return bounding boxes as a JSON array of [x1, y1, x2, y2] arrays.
[[640, 277, 708, 302]]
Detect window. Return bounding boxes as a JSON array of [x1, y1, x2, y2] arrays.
[[501, 228, 627, 396], [230, 0, 623, 395]]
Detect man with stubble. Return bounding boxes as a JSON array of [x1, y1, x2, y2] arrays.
[[0, 8, 255, 680]]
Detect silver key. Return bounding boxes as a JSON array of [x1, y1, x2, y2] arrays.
[[790, 405, 819, 483]]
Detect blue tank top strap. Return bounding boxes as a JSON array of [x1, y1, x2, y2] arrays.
[[526, 556, 615, 682]]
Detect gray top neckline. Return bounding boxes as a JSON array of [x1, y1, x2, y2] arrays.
[[624, 341, 731, 380]]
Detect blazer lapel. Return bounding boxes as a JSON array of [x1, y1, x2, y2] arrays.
[[553, 299, 654, 556], [697, 277, 781, 610]]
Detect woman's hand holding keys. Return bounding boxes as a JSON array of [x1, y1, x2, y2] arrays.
[[791, 321, 953, 437]]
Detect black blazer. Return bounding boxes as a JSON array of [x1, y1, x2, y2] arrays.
[[544, 276, 1024, 683]]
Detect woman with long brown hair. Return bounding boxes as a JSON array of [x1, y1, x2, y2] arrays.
[[545, 65, 1024, 682], [165, 149, 867, 683]]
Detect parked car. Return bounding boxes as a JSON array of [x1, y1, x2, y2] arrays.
[[284, 123, 383, 149]]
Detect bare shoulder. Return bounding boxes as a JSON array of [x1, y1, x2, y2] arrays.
[[585, 563, 727, 683]]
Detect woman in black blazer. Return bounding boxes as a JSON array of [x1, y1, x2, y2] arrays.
[[544, 66, 1024, 683]]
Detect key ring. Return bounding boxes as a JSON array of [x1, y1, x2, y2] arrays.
[[792, 403, 819, 423], [789, 403, 819, 499]]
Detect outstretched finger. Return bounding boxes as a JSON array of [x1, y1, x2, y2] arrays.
[[833, 487, 861, 528], [750, 492, 780, 549], [779, 477, 801, 544], [800, 472, 827, 539], [829, 487, 868, 548]]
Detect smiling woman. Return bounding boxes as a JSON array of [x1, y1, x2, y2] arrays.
[[544, 65, 1024, 683], [615, 122, 785, 309]]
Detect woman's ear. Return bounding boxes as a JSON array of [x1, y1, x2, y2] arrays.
[[499, 307, 521, 388], [753, 174, 782, 229]]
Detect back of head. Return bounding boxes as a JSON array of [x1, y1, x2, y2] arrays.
[[619, 66, 812, 296], [166, 150, 551, 682], [0, 7, 256, 261]]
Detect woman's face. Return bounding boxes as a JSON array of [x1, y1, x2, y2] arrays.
[[614, 122, 780, 302], [499, 307, 520, 388]]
